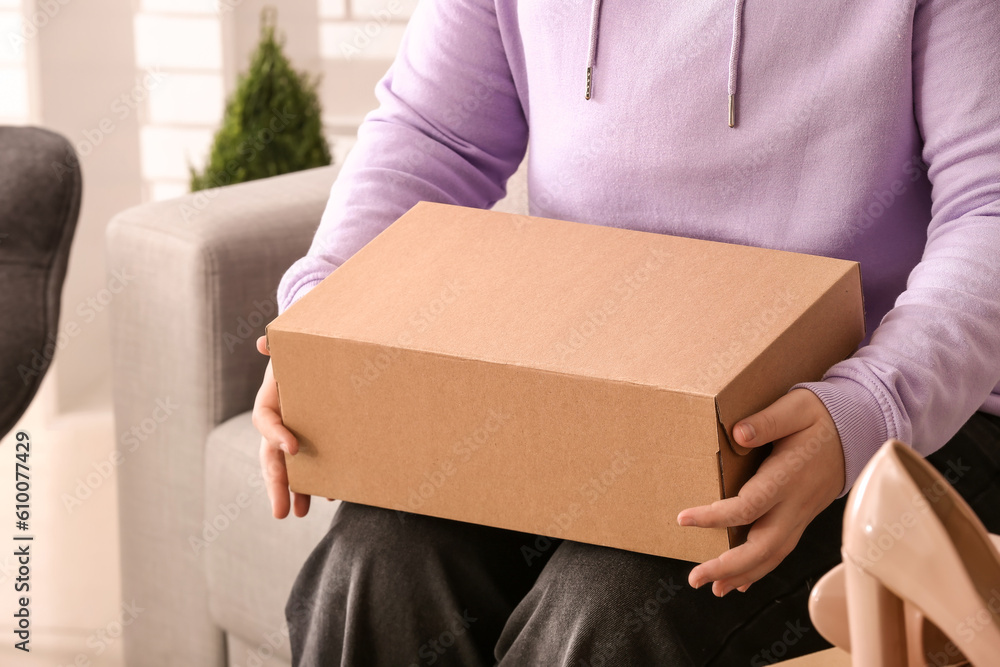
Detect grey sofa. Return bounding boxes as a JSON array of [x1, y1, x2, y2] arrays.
[[107, 160, 528, 667]]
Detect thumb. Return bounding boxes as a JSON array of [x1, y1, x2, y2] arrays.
[[733, 389, 816, 448], [256, 335, 270, 357]]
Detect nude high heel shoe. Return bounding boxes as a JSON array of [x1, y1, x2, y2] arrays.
[[834, 439, 1000, 666], [809, 548, 1000, 666]]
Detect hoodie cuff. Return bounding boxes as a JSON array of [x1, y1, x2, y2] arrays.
[[791, 377, 890, 498], [277, 275, 324, 315]]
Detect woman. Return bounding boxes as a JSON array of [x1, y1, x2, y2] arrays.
[[253, 0, 1000, 663]]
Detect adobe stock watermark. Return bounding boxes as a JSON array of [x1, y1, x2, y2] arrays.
[[230, 619, 292, 667], [223, 297, 278, 353], [718, 89, 826, 200], [666, 8, 730, 70], [713, 418, 841, 529], [750, 618, 812, 665], [529, 135, 611, 221], [396, 408, 514, 522], [554, 246, 671, 360], [851, 457, 972, 570], [686, 285, 801, 393], [18, 268, 134, 386], [945, 587, 1000, 665], [351, 278, 466, 392], [54, 600, 144, 667], [921, 585, 1000, 666], [61, 397, 179, 513], [844, 154, 927, 244], [380, 145, 429, 192], [717, 425, 970, 539], [189, 468, 268, 555], [338, 0, 407, 60], [439, 70, 508, 132], [212, 0, 248, 14], [544, 0, 586, 20], [407, 609, 478, 667], [50, 67, 168, 182], [522, 449, 637, 566], [179, 106, 298, 222], [6, 0, 73, 57], [577, 577, 683, 667], [373, 70, 507, 193]]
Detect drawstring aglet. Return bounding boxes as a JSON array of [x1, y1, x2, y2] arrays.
[[729, 94, 736, 128], [586, 66, 593, 101]]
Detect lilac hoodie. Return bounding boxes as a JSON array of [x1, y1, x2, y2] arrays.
[[278, 0, 1000, 494]]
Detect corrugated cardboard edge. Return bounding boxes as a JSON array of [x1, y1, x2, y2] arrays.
[[714, 263, 865, 548], [716, 263, 865, 452], [716, 417, 771, 548]]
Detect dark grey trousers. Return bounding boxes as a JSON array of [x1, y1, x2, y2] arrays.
[[285, 411, 1000, 666]]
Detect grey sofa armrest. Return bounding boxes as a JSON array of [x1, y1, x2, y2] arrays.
[[107, 166, 339, 667]]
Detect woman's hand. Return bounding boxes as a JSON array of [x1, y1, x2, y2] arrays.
[[252, 335, 312, 519], [677, 388, 845, 596]]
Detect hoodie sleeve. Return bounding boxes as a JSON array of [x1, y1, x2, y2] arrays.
[[277, 0, 527, 313], [794, 0, 1000, 496]]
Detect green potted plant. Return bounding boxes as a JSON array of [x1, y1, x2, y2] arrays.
[[190, 7, 332, 192]]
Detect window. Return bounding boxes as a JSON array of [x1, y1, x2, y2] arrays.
[[0, 0, 30, 124], [317, 0, 418, 164], [134, 0, 224, 201]]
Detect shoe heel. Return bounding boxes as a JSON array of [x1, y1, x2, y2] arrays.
[[903, 601, 932, 667], [844, 555, 909, 667]]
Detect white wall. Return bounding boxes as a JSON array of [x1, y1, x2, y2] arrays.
[[34, 0, 145, 411], [0, 0, 32, 123], [6, 0, 412, 415]]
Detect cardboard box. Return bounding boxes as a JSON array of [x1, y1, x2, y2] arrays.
[[267, 202, 864, 563]]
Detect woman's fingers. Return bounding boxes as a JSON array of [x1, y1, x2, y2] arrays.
[[732, 389, 818, 449], [260, 437, 292, 518], [293, 492, 311, 518], [676, 490, 772, 529], [253, 357, 308, 518], [253, 403, 298, 455], [712, 534, 805, 595], [676, 456, 786, 529], [252, 361, 298, 455], [678, 389, 844, 593], [689, 510, 803, 595]]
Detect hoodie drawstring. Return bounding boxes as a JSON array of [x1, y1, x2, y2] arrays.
[[586, 0, 746, 128], [585, 0, 603, 100], [728, 0, 746, 127]]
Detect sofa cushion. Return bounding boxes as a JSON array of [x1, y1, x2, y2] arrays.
[[204, 411, 339, 661]]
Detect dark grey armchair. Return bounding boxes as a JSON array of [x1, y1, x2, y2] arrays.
[[0, 126, 81, 437]]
